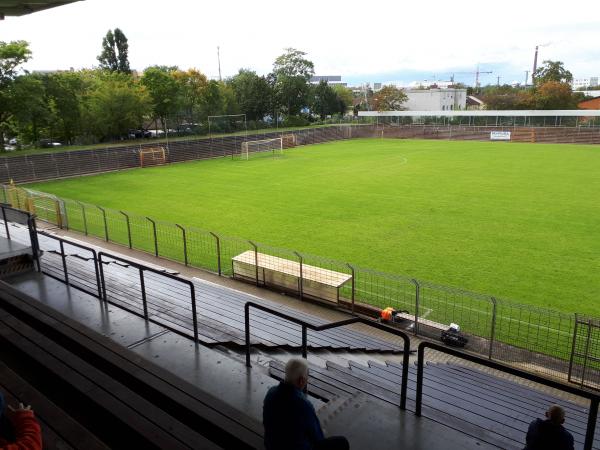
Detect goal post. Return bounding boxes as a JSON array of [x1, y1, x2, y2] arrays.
[[207, 114, 248, 159], [139, 146, 167, 167], [240, 137, 283, 160]]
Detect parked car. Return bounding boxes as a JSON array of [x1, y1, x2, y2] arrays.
[[147, 129, 165, 138], [128, 129, 152, 139], [39, 139, 62, 148]]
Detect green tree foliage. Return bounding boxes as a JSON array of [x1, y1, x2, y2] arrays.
[[310, 81, 340, 119], [373, 85, 407, 111], [172, 68, 208, 119], [10, 74, 51, 144], [480, 85, 534, 110], [272, 48, 314, 116], [84, 72, 149, 141], [0, 40, 32, 148], [332, 85, 353, 114], [45, 71, 88, 144], [97, 28, 131, 73], [533, 60, 573, 85], [229, 69, 272, 121], [141, 66, 181, 127]]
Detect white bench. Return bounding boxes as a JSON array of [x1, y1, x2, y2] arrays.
[[232, 251, 352, 303], [395, 312, 448, 332]]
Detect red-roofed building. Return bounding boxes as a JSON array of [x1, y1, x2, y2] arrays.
[[578, 97, 600, 110]]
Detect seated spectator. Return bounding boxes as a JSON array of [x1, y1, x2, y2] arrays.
[[263, 358, 349, 450], [0, 392, 42, 450], [524, 404, 574, 450]]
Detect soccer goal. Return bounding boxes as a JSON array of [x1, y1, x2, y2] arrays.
[[139, 146, 167, 167], [281, 134, 297, 148], [240, 137, 283, 160]]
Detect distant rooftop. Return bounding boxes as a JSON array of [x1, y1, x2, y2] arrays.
[[310, 75, 342, 83]]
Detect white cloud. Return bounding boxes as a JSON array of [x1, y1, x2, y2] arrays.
[[1, 0, 599, 82]]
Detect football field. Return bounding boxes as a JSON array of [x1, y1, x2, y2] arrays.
[[29, 138, 600, 315]]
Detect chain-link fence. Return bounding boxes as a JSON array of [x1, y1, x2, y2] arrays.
[[3, 183, 599, 387]]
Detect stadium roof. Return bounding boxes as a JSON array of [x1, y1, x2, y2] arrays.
[[359, 110, 600, 117], [0, 0, 81, 19]]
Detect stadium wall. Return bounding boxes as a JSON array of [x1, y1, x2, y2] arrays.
[[1, 123, 599, 184]]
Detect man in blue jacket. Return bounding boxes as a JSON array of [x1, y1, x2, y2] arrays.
[[524, 405, 574, 450], [263, 358, 349, 450]]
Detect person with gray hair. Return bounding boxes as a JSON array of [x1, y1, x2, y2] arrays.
[[263, 358, 349, 450], [524, 404, 574, 450]]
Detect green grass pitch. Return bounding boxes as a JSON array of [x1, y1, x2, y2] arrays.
[[29, 138, 600, 316]]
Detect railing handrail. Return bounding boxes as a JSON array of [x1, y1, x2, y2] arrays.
[[0, 203, 40, 271], [244, 301, 411, 410], [415, 341, 600, 450], [97, 251, 198, 342], [37, 231, 102, 298]]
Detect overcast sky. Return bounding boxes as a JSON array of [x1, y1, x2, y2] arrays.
[[2, 0, 599, 86]]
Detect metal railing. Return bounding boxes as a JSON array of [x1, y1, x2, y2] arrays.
[[97, 251, 199, 343], [0, 203, 41, 271], [37, 231, 102, 299], [415, 341, 600, 450], [244, 301, 411, 410]]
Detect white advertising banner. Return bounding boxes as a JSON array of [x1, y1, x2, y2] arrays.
[[490, 131, 511, 141]]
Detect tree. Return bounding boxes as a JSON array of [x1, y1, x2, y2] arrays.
[[533, 60, 573, 85], [229, 69, 273, 121], [0, 40, 32, 148], [10, 74, 51, 144], [272, 48, 314, 116], [310, 81, 339, 119], [84, 72, 149, 141], [141, 66, 181, 128], [45, 71, 88, 144], [372, 85, 407, 111], [172, 68, 208, 120], [332, 85, 353, 115], [480, 85, 534, 110], [273, 48, 314, 79], [97, 28, 131, 73], [534, 81, 577, 109]]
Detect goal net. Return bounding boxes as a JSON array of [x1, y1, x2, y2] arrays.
[[240, 137, 283, 160], [281, 134, 297, 148], [139, 146, 167, 167]]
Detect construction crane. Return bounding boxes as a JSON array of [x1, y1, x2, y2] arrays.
[[435, 66, 493, 90]]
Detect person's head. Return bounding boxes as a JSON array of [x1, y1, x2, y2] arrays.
[[545, 405, 566, 425], [284, 358, 309, 390]]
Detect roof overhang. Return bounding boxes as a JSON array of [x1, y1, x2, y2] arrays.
[[358, 110, 600, 117], [0, 0, 81, 18]]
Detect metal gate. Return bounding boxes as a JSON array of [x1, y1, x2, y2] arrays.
[[569, 315, 600, 390]]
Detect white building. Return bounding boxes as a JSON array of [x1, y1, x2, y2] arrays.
[[572, 77, 599, 90], [403, 88, 467, 111]]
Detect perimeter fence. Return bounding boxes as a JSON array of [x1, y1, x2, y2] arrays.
[[2, 183, 599, 389], [2, 117, 600, 184]]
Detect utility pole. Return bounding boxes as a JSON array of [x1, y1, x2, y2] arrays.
[[524, 70, 529, 86], [497, 76, 501, 86], [217, 46, 222, 82]]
